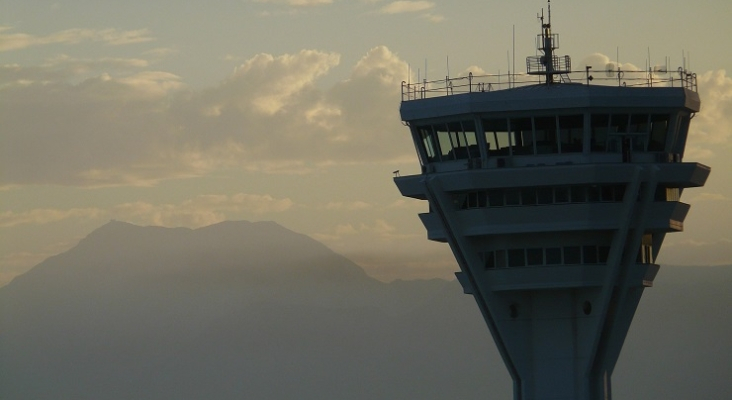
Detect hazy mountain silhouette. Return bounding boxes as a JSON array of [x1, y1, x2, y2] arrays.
[[1, 220, 730, 400]]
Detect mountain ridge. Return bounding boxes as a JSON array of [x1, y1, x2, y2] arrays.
[[1, 220, 730, 400]]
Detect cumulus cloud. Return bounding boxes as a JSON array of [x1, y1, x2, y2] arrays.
[[0, 27, 154, 51], [0, 55, 150, 85], [0, 208, 104, 228], [1, 46, 411, 187], [691, 70, 732, 145], [313, 218, 413, 243], [254, 0, 333, 6], [109, 193, 294, 228], [679, 70, 732, 160], [5, 47, 728, 188], [379, 1, 434, 14], [0, 193, 294, 229], [421, 13, 444, 23], [324, 201, 373, 210], [460, 65, 487, 77], [579, 54, 732, 159], [689, 193, 730, 203], [580, 53, 642, 72], [658, 238, 732, 266], [224, 50, 340, 115], [0, 63, 193, 186], [143, 47, 178, 57]]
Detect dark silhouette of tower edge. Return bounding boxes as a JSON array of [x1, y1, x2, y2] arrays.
[[394, 2, 710, 399]]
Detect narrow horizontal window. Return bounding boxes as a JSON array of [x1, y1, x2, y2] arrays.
[[564, 246, 581, 264], [583, 245, 598, 264], [508, 249, 526, 267], [545, 248, 562, 265], [527, 248, 544, 266]]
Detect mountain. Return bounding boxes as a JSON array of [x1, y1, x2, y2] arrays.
[[1, 220, 730, 400], [0, 220, 507, 400], [614, 263, 732, 400]]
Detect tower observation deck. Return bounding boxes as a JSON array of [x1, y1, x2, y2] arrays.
[[393, 3, 710, 400]]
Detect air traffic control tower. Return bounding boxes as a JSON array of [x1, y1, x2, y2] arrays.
[[394, 4, 710, 400]]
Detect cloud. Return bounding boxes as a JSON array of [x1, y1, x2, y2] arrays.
[[254, 0, 333, 6], [0, 193, 295, 285], [224, 50, 340, 115], [386, 198, 422, 209], [1, 46, 412, 187], [0, 27, 154, 52], [0, 242, 77, 287], [657, 238, 732, 266], [379, 1, 434, 14], [109, 193, 294, 228], [579, 53, 642, 72], [0, 208, 104, 228], [460, 65, 487, 77], [324, 201, 373, 210], [313, 218, 413, 242], [0, 193, 294, 229], [687, 192, 731, 203], [5, 46, 728, 188], [691, 70, 732, 145], [0, 55, 151, 85], [579, 54, 732, 158], [142, 47, 179, 60], [421, 13, 444, 23], [678, 70, 732, 160], [0, 65, 193, 186], [312, 218, 456, 282]]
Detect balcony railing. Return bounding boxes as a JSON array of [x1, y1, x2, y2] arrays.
[[401, 67, 698, 102]]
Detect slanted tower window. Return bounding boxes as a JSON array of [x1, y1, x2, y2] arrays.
[[558, 114, 583, 153]]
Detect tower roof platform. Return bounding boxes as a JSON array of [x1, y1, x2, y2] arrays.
[[401, 80, 700, 122]]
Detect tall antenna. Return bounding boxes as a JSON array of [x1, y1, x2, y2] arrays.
[[682, 50, 686, 71], [541, 0, 554, 83], [548, 0, 552, 25], [507, 50, 510, 88], [512, 24, 516, 89], [526, 0, 569, 84]]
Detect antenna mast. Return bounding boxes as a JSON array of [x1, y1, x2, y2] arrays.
[[542, 0, 554, 83], [527, 0, 570, 84]]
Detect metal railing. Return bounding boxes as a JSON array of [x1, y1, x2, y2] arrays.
[[401, 67, 698, 102], [526, 55, 572, 75]]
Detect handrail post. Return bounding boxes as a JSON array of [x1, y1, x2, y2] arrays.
[[678, 67, 684, 89], [648, 67, 653, 87], [617, 68, 623, 87]]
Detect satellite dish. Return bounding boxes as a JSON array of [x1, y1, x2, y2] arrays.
[[605, 63, 616, 77]]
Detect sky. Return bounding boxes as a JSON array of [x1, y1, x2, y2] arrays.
[[1, 0, 731, 286]]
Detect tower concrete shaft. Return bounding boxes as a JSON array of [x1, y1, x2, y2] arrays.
[[420, 168, 658, 400]]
